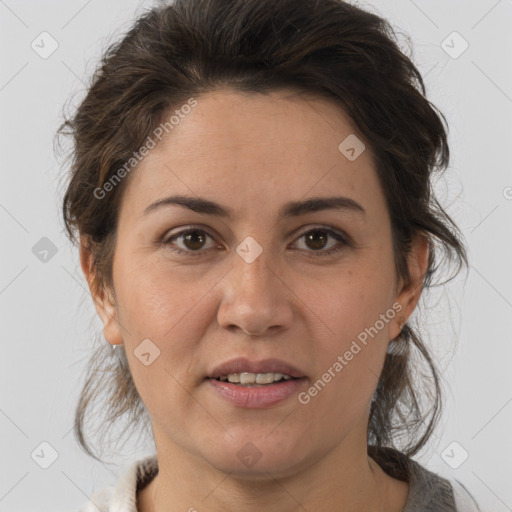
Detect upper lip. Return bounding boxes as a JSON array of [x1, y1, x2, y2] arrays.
[[207, 357, 306, 379]]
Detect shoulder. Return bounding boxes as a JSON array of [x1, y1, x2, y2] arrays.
[[449, 478, 482, 512], [369, 446, 481, 512], [76, 486, 114, 512], [74, 454, 159, 512]]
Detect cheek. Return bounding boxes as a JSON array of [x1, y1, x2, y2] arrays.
[[114, 261, 211, 414], [294, 258, 396, 406], [112, 258, 220, 397], [300, 262, 396, 348], [115, 257, 215, 342]]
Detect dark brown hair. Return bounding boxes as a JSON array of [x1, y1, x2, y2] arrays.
[[56, 0, 467, 463]]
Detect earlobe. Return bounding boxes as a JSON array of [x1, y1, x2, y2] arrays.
[[393, 233, 430, 334], [79, 235, 123, 347], [388, 314, 407, 343], [95, 287, 122, 346]]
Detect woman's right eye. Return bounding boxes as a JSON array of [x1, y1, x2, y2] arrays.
[[162, 228, 217, 257]]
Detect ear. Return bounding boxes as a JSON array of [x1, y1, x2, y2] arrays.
[[79, 235, 123, 347], [391, 232, 429, 339]]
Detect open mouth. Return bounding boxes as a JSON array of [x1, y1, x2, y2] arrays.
[[206, 366, 308, 408], [211, 372, 300, 387]]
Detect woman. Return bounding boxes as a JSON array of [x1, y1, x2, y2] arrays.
[[58, 0, 481, 510]]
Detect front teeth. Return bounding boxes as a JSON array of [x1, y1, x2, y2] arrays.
[[218, 372, 293, 384]]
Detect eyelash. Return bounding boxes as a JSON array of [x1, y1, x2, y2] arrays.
[[161, 225, 351, 258]]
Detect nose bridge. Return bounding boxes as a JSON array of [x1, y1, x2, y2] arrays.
[[217, 234, 293, 335], [233, 235, 279, 301]]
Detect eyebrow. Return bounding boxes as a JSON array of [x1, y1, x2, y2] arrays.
[[142, 194, 365, 221]]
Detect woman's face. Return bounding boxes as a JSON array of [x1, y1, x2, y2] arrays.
[[84, 88, 425, 477]]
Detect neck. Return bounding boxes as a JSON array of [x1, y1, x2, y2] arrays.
[[137, 425, 405, 512]]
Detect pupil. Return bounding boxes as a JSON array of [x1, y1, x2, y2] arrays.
[[184, 230, 205, 250], [306, 230, 327, 250]]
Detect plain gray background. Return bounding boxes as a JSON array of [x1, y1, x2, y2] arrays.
[[1, 0, 511, 510]]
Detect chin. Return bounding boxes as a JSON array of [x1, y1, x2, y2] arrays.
[[200, 435, 312, 480]]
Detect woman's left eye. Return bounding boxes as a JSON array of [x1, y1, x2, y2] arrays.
[[162, 226, 350, 258], [292, 228, 349, 257]]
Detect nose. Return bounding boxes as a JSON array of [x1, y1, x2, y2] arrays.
[[216, 244, 294, 337]]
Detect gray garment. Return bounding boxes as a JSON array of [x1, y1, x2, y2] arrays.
[[77, 449, 481, 511], [370, 447, 481, 512]]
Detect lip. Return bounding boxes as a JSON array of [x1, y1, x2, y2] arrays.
[[207, 377, 308, 408], [206, 357, 306, 380]]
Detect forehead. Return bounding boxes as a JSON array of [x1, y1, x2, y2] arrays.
[[119, 88, 382, 222]]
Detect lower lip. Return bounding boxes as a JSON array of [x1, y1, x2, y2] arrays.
[[206, 378, 307, 408]]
